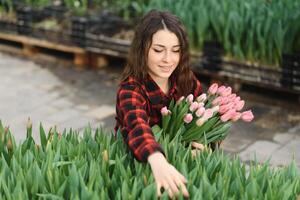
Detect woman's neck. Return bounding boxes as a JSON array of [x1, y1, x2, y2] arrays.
[[149, 75, 170, 95]]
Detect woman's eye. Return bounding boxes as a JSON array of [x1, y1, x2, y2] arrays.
[[153, 49, 163, 53], [173, 50, 180, 53]]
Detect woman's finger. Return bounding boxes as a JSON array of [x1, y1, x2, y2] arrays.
[[174, 174, 190, 197], [156, 182, 162, 197], [166, 176, 180, 196], [162, 182, 174, 199]]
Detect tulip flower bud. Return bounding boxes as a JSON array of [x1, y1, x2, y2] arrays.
[[176, 96, 185, 105], [186, 94, 194, 104], [184, 113, 193, 123], [208, 83, 218, 95], [195, 107, 205, 117], [161, 106, 171, 116], [234, 96, 241, 103], [211, 105, 219, 113], [219, 97, 230, 105], [202, 108, 213, 120], [235, 100, 245, 111], [220, 109, 236, 122], [189, 102, 199, 112], [27, 118, 32, 130], [196, 93, 207, 102], [196, 117, 206, 127], [228, 93, 237, 101], [241, 110, 254, 122], [197, 102, 204, 108], [102, 150, 109, 162], [231, 112, 242, 122], [220, 87, 232, 97], [219, 102, 234, 114], [217, 85, 226, 94], [212, 96, 222, 106]]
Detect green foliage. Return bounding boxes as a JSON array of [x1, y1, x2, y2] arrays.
[[64, 0, 88, 16], [0, 120, 299, 199], [144, 0, 300, 68], [0, 0, 14, 15], [20, 0, 51, 8]]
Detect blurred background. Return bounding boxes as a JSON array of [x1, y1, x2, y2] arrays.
[[0, 0, 299, 167]]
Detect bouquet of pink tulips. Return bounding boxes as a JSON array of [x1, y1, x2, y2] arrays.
[[154, 83, 254, 145]]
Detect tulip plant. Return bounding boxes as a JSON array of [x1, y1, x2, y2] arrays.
[[144, 0, 300, 67], [156, 83, 254, 146], [0, 120, 299, 199]]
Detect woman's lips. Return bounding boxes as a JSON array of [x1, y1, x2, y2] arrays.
[[159, 65, 172, 72]]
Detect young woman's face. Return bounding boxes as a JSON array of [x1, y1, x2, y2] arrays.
[[147, 29, 180, 81]]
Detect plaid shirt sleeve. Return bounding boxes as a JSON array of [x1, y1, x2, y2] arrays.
[[117, 84, 165, 163]]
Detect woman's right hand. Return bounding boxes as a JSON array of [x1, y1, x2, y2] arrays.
[[147, 152, 190, 198]]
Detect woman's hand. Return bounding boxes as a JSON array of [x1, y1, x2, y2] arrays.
[[191, 141, 204, 158], [148, 152, 189, 198]]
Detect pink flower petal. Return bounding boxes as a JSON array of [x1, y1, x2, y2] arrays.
[[189, 102, 199, 112], [186, 94, 194, 104], [217, 86, 226, 94], [184, 113, 193, 123], [196, 93, 207, 102], [241, 110, 254, 122], [195, 107, 205, 117], [208, 83, 218, 95], [161, 106, 171, 116]]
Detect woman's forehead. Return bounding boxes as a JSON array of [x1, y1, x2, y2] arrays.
[[151, 29, 180, 47]]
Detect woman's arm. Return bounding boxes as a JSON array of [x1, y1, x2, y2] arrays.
[[117, 84, 164, 162], [117, 84, 189, 198]]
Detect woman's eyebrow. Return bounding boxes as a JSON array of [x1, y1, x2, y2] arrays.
[[153, 44, 181, 48]]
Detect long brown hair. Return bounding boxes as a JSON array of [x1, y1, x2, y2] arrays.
[[121, 9, 195, 97]]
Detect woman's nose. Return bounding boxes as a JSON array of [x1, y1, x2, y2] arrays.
[[162, 51, 171, 63]]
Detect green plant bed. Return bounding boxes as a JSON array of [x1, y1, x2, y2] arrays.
[[0, 121, 299, 199], [144, 0, 300, 69]]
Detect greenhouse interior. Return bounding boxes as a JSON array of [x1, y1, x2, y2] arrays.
[[0, 0, 299, 199]]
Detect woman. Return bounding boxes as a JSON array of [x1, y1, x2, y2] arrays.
[[115, 10, 203, 198]]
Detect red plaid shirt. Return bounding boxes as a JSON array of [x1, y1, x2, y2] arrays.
[[115, 73, 202, 162]]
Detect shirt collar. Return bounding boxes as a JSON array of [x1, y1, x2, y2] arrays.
[[143, 74, 177, 105]]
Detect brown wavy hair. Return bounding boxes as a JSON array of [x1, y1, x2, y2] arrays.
[[121, 9, 196, 97]]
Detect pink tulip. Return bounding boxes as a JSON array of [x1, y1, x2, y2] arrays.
[[241, 110, 254, 122], [208, 83, 218, 95], [211, 105, 219, 113], [220, 87, 232, 97], [231, 112, 242, 122], [202, 108, 214, 120], [196, 93, 207, 102], [220, 109, 236, 122], [235, 100, 245, 111], [228, 93, 237, 101], [234, 96, 241, 103], [184, 113, 193, 123], [189, 102, 199, 112], [219, 97, 230, 105], [176, 96, 185, 105], [196, 118, 206, 127], [212, 96, 222, 106], [197, 102, 205, 108], [195, 107, 205, 117], [161, 106, 171, 116], [217, 86, 226, 94], [186, 94, 194, 104], [219, 104, 231, 114]]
